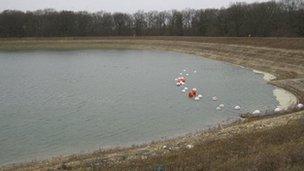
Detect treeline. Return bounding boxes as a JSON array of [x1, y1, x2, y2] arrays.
[[0, 0, 303, 37]]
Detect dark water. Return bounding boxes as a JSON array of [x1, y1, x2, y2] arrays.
[[0, 50, 278, 165]]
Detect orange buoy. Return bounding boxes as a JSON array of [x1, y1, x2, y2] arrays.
[[191, 88, 197, 97], [193, 91, 197, 97], [188, 88, 198, 98], [188, 91, 194, 98]]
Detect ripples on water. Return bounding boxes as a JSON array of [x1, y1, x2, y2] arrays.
[[0, 50, 278, 165]]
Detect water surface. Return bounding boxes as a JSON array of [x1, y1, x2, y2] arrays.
[[0, 50, 278, 165]]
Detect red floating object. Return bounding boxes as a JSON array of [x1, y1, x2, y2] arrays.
[[188, 92, 194, 98]]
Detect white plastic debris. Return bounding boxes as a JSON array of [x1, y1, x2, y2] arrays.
[[179, 73, 183, 75], [193, 70, 197, 73], [176, 82, 181, 86], [186, 73, 189, 76], [274, 107, 282, 112], [184, 87, 188, 90], [174, 78, 178, 81], [194, 97, 200, 101], [182, 89, 186, 93], [219, 104, 225, 108], [216, 107, 222, 110], [212, 96, 218, 101], [186, 144, 194, 149], [252, 110, 261, 114], [183, 69, 186, 72], [297, 103, 304, 109], [162, 145, 167, 149], [198, 94, 203, 98], [234, 106, 241, 110]]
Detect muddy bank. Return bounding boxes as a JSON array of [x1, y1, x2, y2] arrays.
[[252, 69, 298, 110], [252, 69, 277, 82], [1, 37, 304, 170], [273, 88, 298, 109]]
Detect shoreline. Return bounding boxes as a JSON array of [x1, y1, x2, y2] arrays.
[[273, 88, 298, 110], [252, 69, 277, 82], [0, 37, 303, 170], [252, 69, 298, 110]]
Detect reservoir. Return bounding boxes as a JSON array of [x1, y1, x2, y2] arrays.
[[0, 49, 280, 165]]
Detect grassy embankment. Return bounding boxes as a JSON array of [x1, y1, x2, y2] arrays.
[[0, 37, 304, 170]]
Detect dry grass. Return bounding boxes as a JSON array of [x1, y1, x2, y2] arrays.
[[101, 116, 304, 171], [2, 36, 304, 50]]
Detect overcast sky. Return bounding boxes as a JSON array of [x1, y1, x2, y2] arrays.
[[1, 0, 270, 13]]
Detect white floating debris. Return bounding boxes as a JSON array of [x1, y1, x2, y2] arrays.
[[182, 89, 186, 93], [186, 144, 194, 149], [179, 73, 183, 75], [174, 78, 178, 81], [193, 70, 197, 73], [234, 106, 241, 110], [216, 107, 222, 110], [212, 96, 218, 101], [186, 73, 189, 76], [297, 103, 304, 109], [252, 110, 261, 114], [194, 97, 200, 101], [162, 145, 167, 149], [192, 88, 197, 91], [198, 94, 203, 98], [219, 104, 225, 108], [183, 69, 186, 72], [184, 87, 188, 90], [176, 82, 181, 86], [274, 107, 282, 112]]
